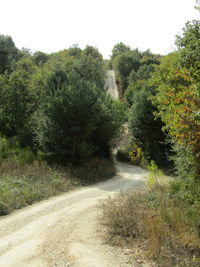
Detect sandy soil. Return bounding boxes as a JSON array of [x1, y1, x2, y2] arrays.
[[0, 161, 150, 267]]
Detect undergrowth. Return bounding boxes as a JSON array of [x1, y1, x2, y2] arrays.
[[0, 137, 116, 216], [0, 161, 76, 215], [99, 168, 200, 266], [74, 157, 116, 184]]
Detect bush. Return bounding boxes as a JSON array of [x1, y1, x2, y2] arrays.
[[100, 193, 146, 243], [0, 163, 75, 215], [0, 136, 10, 161], [129, 142, 144, 165], [117, 148, 131, 163], [170, 144, 197, 180], [99, 178, 200, 266], [117, 141, 146, 167], [0, 136, 36, 165], [73, 157, 116, 184], [0, 150, 116, 216]]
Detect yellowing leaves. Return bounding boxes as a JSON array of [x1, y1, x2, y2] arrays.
[[151, 53, 200, 156]]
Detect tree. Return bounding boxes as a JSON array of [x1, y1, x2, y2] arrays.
[[0, 56, 37, 146], [129, 83, 168, 165], [195, 0, 200, 11], [33, 51, 49, 66], [151, 51, 200, 179], [68, 44, 82, 58], [0, 35, 19, 74], [82, 45, 103, 61], [75, 55, 106, 89], [113, 51, 141, 90], [111, 42, 131, 60], [176, 20, 200, 80], [34, 53, 123, 165], [125, 56, 159, 106]]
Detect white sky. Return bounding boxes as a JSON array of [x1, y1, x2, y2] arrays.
[[0, 0, 199, 58]]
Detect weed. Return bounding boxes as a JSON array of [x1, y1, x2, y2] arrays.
[[147, 160, 164, 189], [0, 152, 115, 216], [99, 177, 200, 266]]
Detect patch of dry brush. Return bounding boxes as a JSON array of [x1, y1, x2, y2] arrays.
[[99, 180, 200, 266]]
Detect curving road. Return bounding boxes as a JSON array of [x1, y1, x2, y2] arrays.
[[0, 75, 151, 267], [0, 162, 148, 267]]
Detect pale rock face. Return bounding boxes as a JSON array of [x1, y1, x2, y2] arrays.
[[105, 70, 119, 99]]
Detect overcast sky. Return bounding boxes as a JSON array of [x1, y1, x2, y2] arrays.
[[0, 0, 199, 58]]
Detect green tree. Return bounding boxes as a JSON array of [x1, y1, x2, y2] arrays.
[[129, 83, 168, 165], [68, 44, 82, 58], [113, 51, 141, 90], [195, 0, 200, 11], [176, 20, 200, 80], [0, 56, 37, 146], [125, 58, 159, 106], [33, 51, 49, 66], [82, 45, 103, 60], [151, 51, 200, 179], [111, 42, 131, 60], [34, 54, 123, 165], [0, 35, 19, 74]]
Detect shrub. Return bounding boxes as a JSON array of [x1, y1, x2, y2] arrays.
[[73, 157, 116, 184], [116, 148, 131, 163], [170, 143, 197, 180], [129, 142, 143, 165], [99, 178, 200, 266], [0, 136, 36, 165]]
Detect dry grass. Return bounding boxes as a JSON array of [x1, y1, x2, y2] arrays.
[[0, 157, 115, 216], [99, 180, 200, 266], [0, 160, 75, 215]]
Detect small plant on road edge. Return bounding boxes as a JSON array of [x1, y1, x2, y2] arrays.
[[147, 160, 164, 189]]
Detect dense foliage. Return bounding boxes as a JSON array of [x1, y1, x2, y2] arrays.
[[110, 43, 167, 166], [111, 19, 200, 176], [0, 40, 125, 166], [101, 12, 200, 267], [151, 20, 200, 179]]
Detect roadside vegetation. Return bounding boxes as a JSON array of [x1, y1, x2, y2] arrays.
[[0, 41, 124, 215], [100, 2, 200, 266], [0, 2, 199, 265], [0, 136, 116, 215], [100, 176, 200, 266]]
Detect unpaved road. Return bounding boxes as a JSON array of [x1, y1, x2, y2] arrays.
[[0, 161, 148, 267], [105, 70, 119, 99]]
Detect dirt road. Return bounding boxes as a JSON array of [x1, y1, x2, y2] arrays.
[[105, 70, 119, 99], [0, 161, 148, 267]]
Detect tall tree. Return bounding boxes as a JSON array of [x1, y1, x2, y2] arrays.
[[113, 51, 141, 90], [34, 53, 123, 165], [111, 42, 131, 60], [0, 35, 19, 74], [0, 56, 37, 146]]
